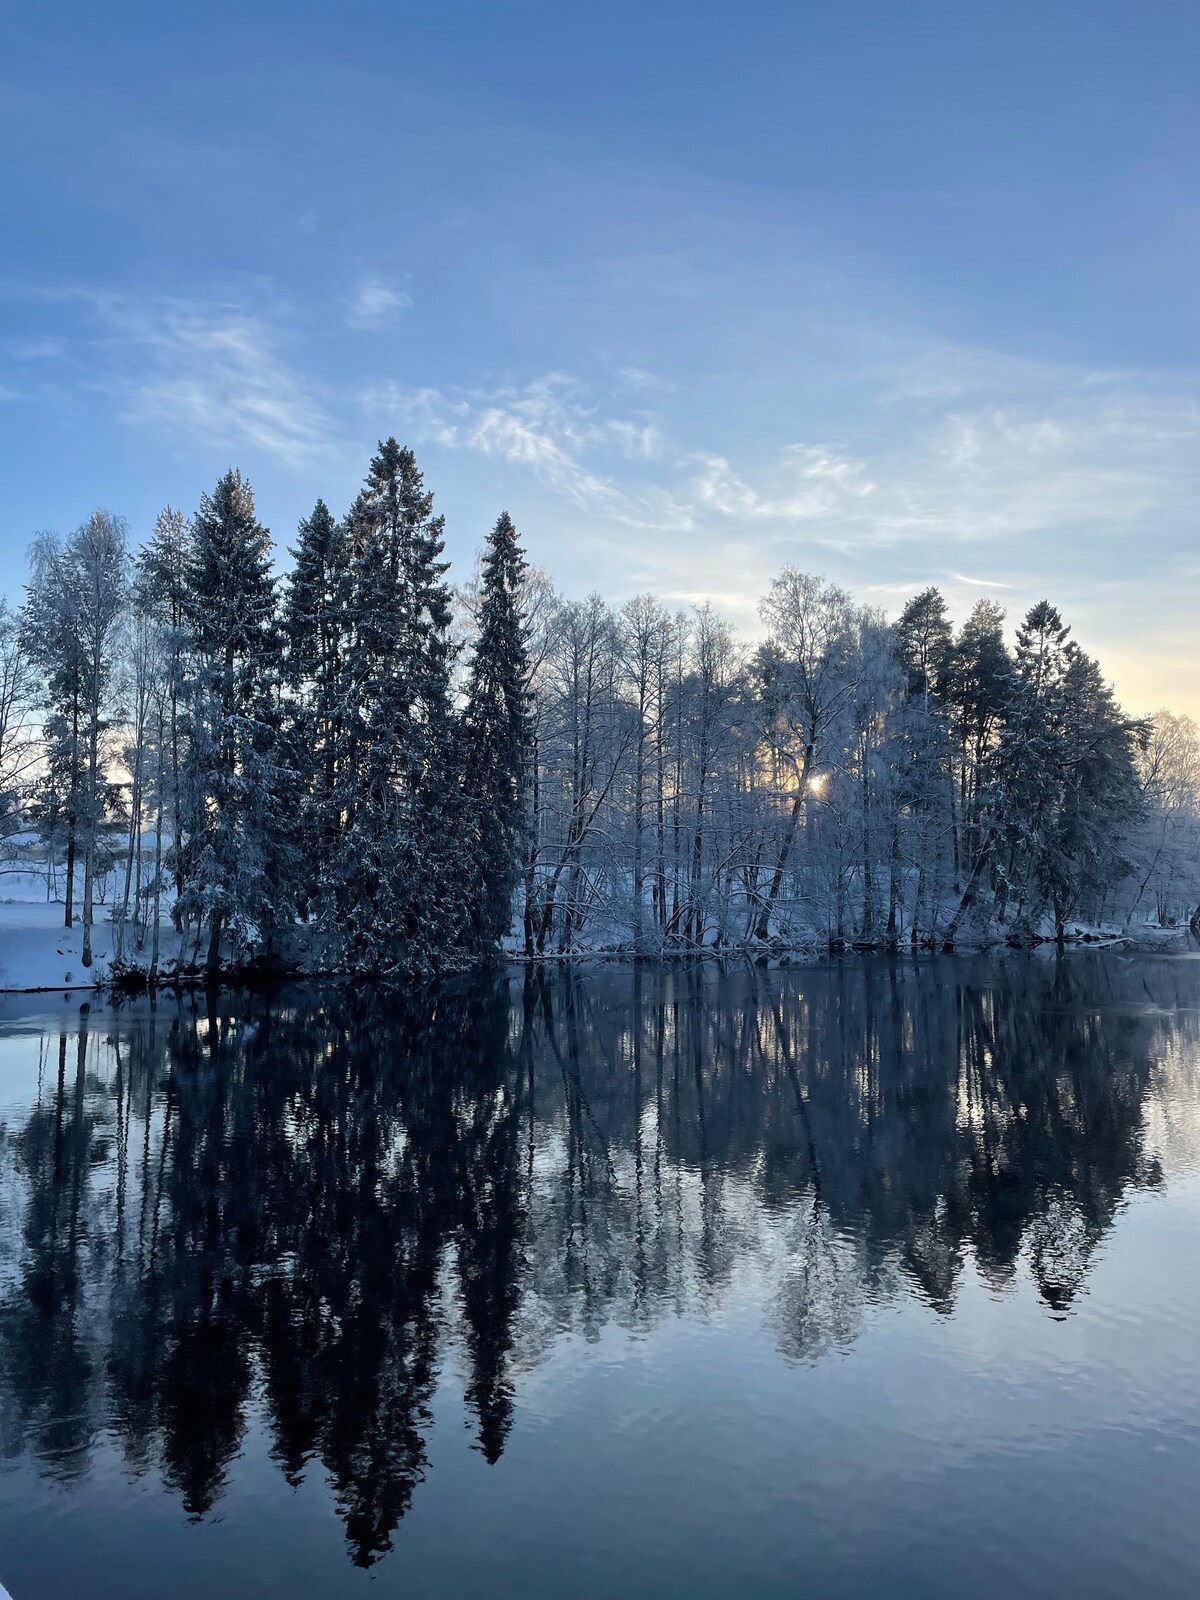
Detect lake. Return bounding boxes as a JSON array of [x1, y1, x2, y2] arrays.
[[1, 954, 1199, 1599]]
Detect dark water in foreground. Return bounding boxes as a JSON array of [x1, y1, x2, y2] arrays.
[[1, 957, 1199, 1599]]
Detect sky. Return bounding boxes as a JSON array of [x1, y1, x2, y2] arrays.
[[2, 0, 1199, 712]]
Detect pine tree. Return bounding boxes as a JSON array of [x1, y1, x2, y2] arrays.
[[460, 513, 532, 955], [330, 440, 460, 972], [895, 587, 953, 705], [945, 599, 1014, 878], [178, 470, 295, 972]]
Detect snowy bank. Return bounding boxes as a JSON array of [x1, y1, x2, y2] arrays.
[[0, 886, 1191, 996], [0, 899, 182, 994]]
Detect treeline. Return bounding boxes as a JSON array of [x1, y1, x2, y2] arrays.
[[3, 437, 1199, 974], [7, 440, 529, 976]]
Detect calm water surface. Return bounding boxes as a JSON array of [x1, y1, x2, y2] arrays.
[[1, 955, 1199, 1599]]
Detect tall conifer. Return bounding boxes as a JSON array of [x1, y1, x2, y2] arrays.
[[282, 498, 346, 916], [461, 513, 531, 954], [331, 440, 459, 972], [179, 469, 294, 971]]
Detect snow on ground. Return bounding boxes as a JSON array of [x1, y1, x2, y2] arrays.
[[0, 900, 116, 992], [0, 867, 1191, 993], [0, 900, 183, 993], [0, 871, 181, 993]]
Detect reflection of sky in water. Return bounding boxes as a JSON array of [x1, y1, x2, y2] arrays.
[[1, 956, 1199, 1599]]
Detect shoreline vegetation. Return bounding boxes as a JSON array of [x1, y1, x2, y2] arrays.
[[4, 439, 1200, 994], [0, 907, 1189, 1001]]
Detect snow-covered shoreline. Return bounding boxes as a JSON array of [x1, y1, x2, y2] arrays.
[[0, 898, 184, 995], [0, 894, 1190, 999]]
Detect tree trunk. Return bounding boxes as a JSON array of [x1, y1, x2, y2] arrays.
[[81, 723, 100, 968], [860, 762, 874, 941], [632, 712, 646, 954], [150, 787, 163, 982], [943, 829, 996, 944], [753, 743, 814, 941]]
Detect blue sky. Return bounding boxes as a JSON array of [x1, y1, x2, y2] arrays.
[[3, 0, 1199, 710]]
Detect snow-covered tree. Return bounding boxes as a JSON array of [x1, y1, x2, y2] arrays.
[[24, 516, 128, 956], [178, 470, 294, 972], [1124, 711, 1200, 927], [282, 498, 348, 917], [0, 598, 39, 871], [460, 512, 532, 957], [70, 513, 129, 966], [138, 506, 191, 910], [23, 532, 85, 924], [753, 572, 861, 939], [330, 440, 460, 972]]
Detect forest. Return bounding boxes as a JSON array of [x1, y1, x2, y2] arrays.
[[3, 437, 1199, 979]]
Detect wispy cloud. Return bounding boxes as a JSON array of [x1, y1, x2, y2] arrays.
[[0, 285, 342, 470], [346, 276, 412, 330], [8, 272, 1200, 711], [368, 362, 1200, 565], [951, 572, 1016, 590], [692, 445, 875, 521], [358, 350, 1200, 698], [102, 298, 340, 469], [5, 336, 65, 361], [367, 373, 689, 530]]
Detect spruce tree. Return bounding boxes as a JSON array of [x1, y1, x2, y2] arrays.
[[178, 469, 295, 972], [461, 512, 532, 955], [282, 499, 347, 917], [138, 507, 191, 911], [1044, 645, 1143, 934], [994, 601, 1073, 922], [331, 440, 460, 972]]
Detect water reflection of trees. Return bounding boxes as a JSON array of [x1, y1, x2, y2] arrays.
[[0, 955, 1192, 1564]]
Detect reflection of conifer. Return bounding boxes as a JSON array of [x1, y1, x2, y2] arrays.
[[0, 958, 1190, 1566], [456, 1000, 526, 1464]]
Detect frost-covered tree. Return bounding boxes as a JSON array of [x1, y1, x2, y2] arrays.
[[0, 598, 39, 871], [616, 595, 674, 953], [460, 513, 532, 957], [528, 594, 633, 954], [24, 515, 128, 957], [895, 587, 953, 706], [946, 599, 1013, 874], [753, 573, 861, 939], [23, 532, 84, 923], [330, 440, 460, 972], [71, 512, 130, 966], [946, 601, 1142, 941], [282, 498, 348, 917], [178, 470, 294, 972], [1125, 712, 1200, 927], [1041, 644, 1143, 934], [138, 507, 191, 909]]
